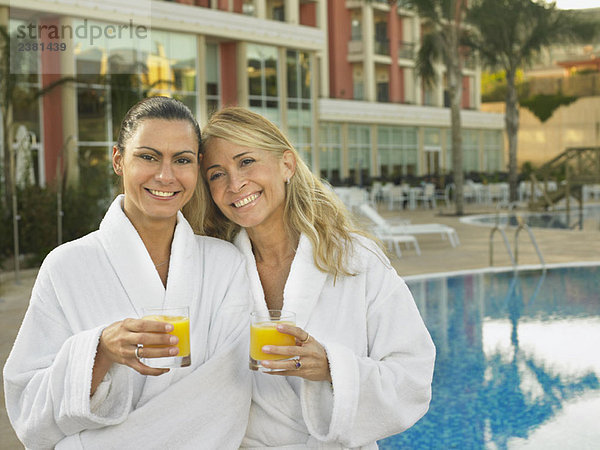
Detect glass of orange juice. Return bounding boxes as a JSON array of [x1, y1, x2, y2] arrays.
[[250, 310, 296, 371], [141, 306, 191, 368]]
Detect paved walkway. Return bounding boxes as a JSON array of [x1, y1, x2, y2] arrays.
[[1, 204, 599, 448]]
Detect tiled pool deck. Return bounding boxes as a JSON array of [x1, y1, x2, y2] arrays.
[[1, 203, 599, 448]]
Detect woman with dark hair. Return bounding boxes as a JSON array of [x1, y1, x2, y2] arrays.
[[3, 97, 251, 449], [197, 106, 435, 448]]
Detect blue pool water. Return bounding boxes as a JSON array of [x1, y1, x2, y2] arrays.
[[379, 263, 600, 449], [461, 204, 600, 230]]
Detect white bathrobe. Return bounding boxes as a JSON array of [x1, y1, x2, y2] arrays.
[[235, 230, 436, 449], [3, 195, 252, 450]]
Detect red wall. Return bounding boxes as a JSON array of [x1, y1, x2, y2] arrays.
[[233, 0, 243, 13], [39, 18, 63, 185], [327, 1, 353, 99], [388, 5, 401, 103], [300, 3, 317, 27], [462, 76, 470, 109], [220, 42, 238, 106]]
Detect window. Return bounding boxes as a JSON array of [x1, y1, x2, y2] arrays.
[[483, 130, 503, 172], [449, 129, 480, 173], [378, 126, 418, 179], [9, 19, 44, 185], [348, 125, 371, 185], [206, 43, 220, 117], [319, 123, 342, 184], [247, 44, 279, 124], [72, 22, 198, 200], [286, 50, 312, 167], [267, 0, 285, 21]]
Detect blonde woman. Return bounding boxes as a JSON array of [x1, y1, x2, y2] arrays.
[[195, 106, 435, 449]]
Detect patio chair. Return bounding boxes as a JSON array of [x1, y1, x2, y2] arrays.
[[359, 203, 460, 248]]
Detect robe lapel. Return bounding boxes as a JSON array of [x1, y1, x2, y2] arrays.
[[163, 214, 198, 311], [233, 232, 328, 331], [234, 230, 268, 313], [282, 235, 328, 330], [136, 214, 200, 408], [98, 195, 165, 317]]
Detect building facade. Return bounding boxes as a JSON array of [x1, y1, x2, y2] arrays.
[[2, 0, 504, 191]]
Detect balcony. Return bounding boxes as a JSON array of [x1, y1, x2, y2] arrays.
[[348, 39, 364, 58], [398, 41, 415, 60], [374, 39, 389, 56]]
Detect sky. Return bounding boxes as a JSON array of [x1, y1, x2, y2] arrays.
[[553, 0, 600, 8]]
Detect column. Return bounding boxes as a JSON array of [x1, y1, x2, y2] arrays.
[[362, 4, 375, 102], [341, 123, 349, 180], [255, 0, 266, 19], [60, 17, 78, 188], [317, 0, 329, 98], [278, 46, 288, 134], [285, 0, 299, 25], [371, 124, 379, 177]]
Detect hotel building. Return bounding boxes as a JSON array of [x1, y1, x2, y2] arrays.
[[1, 0, 504, 190]]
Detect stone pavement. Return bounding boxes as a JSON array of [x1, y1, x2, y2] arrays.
[[0, 204, 599, 448]]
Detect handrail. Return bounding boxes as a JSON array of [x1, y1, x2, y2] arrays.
[[489, 213, 545, 268], [490, 226, 515, 266], [490, 210, 515, 266], [514, 222, 545, 267]]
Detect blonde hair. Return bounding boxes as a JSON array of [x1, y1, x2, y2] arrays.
[[191, 106, 369, 277]]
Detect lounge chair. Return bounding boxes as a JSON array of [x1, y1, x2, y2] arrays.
[[359, 203, 460, 248], [372, 227, 421, 258]]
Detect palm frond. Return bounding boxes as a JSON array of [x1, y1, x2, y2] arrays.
[[416, 32, 442, 87]]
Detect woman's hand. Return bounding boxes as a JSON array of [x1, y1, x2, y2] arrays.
[[91, 318, 179, 394], [260, 324, 332, 382]]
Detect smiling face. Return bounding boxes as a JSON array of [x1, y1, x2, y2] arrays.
[[113, 118, 199, 227], [202, 137, 295, 234]]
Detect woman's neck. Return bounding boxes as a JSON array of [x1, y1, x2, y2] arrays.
[[126, 213, 177, 267], [247, 224, 298, 266]]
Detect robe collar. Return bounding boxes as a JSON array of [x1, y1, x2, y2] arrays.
[[97, 195, 198, 318], [233, 229, 328, 329]]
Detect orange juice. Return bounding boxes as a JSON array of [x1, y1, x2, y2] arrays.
[[250, 321, 295, 361], [143, 314, 190, 356]]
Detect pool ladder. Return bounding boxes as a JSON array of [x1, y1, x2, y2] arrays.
[[489, 213, 545, 268]]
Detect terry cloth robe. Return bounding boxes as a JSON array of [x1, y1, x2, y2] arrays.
[[235, 230, 436, 449], [3, 195, 252, 450]]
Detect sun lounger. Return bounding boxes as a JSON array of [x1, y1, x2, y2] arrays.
[[359, 203, 460, 248]]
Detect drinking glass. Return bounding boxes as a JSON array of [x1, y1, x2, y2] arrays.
[[250, 310, 296, 371], [141, 306, 191, 368]]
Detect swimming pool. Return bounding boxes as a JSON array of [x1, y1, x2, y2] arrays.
[[379, 263, 600, 449], [461, 204, 600, 230]]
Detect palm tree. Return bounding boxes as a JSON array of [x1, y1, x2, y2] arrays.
[[390, 0, 470, 215], [466, 0, 597, 202]]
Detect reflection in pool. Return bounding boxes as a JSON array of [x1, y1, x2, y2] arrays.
[[379, 264, 600, 449]]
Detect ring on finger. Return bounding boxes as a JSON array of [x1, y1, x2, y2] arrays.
[[135, 344, 143, 360], [299, 333, 310, 345], [295, 358, 302, 370]]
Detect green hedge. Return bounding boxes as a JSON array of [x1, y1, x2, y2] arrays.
[[0, 185, 109, 268]]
